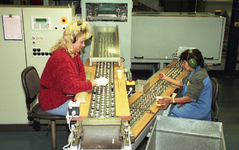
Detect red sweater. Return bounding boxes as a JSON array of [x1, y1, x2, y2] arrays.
[[39, 49, 92, 110]]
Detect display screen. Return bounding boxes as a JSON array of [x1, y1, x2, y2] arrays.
[[98, 3, 116, 14], [35, 18, 47, 22]]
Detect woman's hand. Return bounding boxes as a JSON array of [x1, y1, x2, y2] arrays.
[[157, 96, 172, 106], [91, 77, 109, 87], [159, 73, 168, 81], [159, 72, 183, 88], [91, 80, 98, 87]]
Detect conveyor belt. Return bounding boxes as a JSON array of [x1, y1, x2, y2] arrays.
[[88, 62, 116, 118], [73, 59, 130, 121], [70, 59, 131, 149], [129, 60, 188, 139]]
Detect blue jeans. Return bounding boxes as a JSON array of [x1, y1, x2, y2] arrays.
[[170, 112, 178, 117], [45, 99, 71, 116]]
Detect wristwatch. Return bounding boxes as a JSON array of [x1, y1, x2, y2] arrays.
[[172, 98, 175, 103]]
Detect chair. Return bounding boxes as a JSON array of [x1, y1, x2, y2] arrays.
[[21, 66, 66, 150], [210, 77, 220, 122]]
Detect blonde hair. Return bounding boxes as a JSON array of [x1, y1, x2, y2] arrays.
[[51, 19, 91, 58]]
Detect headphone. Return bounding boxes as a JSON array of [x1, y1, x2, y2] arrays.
[[72, 36, 76, 43], [72, 21, 83, 44], [187, 49, 197, 68]]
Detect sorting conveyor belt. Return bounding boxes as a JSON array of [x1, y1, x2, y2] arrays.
[[129, 60, 188, 139]]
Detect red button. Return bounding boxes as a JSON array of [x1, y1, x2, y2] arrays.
[[72, 99, 77, 102], [62, 19, 66, 22], [129, 79, 132, 82]]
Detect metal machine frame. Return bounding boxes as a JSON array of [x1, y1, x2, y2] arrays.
[[81, 0, 133, 70]]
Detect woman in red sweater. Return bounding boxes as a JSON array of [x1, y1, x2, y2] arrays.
[[39, 19, 108, 116]]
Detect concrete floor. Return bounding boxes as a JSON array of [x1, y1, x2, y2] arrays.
[[209, 71, 239, 150]]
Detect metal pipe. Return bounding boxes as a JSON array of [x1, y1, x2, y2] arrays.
[[51, 120, 57, 150]]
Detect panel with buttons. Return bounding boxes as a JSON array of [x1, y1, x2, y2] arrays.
[[33, 47, 52, 57], [22, 6, 74, 75], [31, 32, 48, 55]]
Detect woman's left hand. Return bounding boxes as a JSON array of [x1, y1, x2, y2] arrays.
[[157, 96, 172, 106]]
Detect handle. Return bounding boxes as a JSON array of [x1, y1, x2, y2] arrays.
[[134, 56, 144, 59], [204, 57, 214, 60]]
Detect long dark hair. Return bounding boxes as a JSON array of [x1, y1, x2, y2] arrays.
[[179, 49, 204, 68]]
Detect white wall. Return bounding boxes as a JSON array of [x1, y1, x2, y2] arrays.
[[0, 6, 28, 124]]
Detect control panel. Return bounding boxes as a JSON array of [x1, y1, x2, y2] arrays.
[[31, 17, 51, 30], [30, 16, 69, 57], [22, 6, 74, 75]]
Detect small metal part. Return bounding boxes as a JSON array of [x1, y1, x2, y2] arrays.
[[90, 112, 94, 118], [111, 112, 114, 117]]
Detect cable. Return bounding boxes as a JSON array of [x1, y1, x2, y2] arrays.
[[127, 87, 133, 96], [63, 111, 76, 149], [68, 116, 73, 132], [67, 111, 76, 132], [62, 131, 75, 150], [120, 57, 125, 62], [62, 140, 70, 150]]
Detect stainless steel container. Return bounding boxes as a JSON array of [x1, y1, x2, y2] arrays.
[[89, 25, 121, 66], [146, 116, 226, 150]]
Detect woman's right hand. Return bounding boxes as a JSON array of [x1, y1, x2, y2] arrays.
[[159, 73, 168, 81], [159, 72, 183, 88]]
